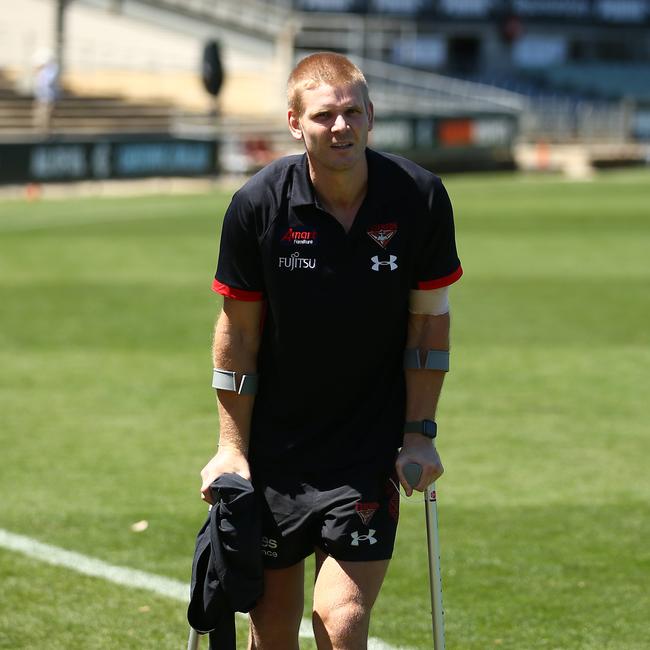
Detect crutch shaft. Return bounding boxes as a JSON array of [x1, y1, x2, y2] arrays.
[[187, 627, 200, 650], [424, 483, 445, 649]]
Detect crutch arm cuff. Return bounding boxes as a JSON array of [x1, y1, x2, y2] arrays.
[[404, 349, 450, 372], [212, 368, 259, 395]]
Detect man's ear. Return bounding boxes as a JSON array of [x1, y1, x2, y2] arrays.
[[288, 110, 303, 141], [367, 101, 374, 132]]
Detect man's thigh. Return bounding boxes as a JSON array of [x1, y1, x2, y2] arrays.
[[249, 561, 305, 650], [314, 549, 390, 606]]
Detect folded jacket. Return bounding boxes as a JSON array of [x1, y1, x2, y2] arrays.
[[188, 473, 264, 650]]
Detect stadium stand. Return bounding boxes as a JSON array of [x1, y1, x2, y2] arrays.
[[537, 64, 650, 102], [288, 0, 650, 170], [1, 0, 648, 181]]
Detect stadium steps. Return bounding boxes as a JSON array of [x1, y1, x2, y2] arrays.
[[0, 72, 181, 135], [0, 69, 296, 154]]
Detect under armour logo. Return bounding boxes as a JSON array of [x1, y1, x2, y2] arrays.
[[350, 530, 378, 546], [371, 255, 398, 271]]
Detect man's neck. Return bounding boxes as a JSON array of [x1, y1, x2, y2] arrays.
[[308, 157, 368, 232]]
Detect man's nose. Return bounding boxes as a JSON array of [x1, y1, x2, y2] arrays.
[[331, 114, 348, 132]]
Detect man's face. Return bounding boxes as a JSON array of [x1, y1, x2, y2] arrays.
[[288, 82, 374, 174]]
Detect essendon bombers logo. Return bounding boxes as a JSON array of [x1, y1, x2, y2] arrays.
[[367, 222, 397, 249], [355, 501, 379, 526], [281, 228, 317, 246]]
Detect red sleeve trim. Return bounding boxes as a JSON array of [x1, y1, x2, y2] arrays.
[[417, 265, 463, 290], [212, 279, 264, 301]]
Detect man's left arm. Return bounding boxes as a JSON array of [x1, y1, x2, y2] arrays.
[[396, 311, 450, 496]]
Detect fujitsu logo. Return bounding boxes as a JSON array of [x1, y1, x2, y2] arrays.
[[281, 228, 317, 245], [371, 255, 398, 271], [278, 251, 316, 270]]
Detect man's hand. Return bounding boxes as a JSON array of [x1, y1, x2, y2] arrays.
[[395, 433, 444, 497], [200, 446, 251, 505]]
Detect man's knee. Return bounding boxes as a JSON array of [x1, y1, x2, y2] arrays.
[[250, 609, 301, 650], [313, 598, 371, 647]]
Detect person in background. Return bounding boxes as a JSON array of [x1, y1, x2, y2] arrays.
[[32, 48, 60, 133]]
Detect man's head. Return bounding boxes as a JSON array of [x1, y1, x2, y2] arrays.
[[32, 48, 54, 69], [287, 53, 373, 175], [287, 52, 370, 117]]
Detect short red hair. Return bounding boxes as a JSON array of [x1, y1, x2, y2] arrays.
[[287, 52, 370, 116]]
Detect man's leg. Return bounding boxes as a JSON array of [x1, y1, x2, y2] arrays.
[[249, 560, 305, 650], [312, 548, 390, 650]]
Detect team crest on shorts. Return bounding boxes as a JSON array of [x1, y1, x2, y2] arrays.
[[367, 223, 397, 249], [355, 501, 379, 526]]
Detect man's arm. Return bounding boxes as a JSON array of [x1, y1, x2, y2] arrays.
[[395, 311, 450, 496], [200, 297, 264, 504]]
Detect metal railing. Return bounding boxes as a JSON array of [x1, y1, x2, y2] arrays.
[[80, 0, 295, 40], [358, 57, 526, 115]]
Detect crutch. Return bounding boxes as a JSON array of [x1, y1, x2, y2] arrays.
[[188, 502, 214, 650], [187, 627, 200, 650], [404, 462, 445, 650]]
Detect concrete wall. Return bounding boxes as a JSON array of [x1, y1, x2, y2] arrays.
[[0, 0, 289, 117]]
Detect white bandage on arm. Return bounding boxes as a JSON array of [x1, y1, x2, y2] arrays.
[[408, 286, 450, 315]]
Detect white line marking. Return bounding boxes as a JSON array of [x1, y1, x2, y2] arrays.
[[0, 527, 188, 601], [0, 528, 413, 650]]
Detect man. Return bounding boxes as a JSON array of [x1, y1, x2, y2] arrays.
[[32, 48, 60, 133], [201, 52, 462, 650]]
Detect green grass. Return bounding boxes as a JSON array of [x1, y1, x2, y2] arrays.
[[1, 169, 649, 649]]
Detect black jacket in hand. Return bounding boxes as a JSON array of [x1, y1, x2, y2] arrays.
[[187, 473, 264, 650]]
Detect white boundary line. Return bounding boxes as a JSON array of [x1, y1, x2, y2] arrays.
[[0, 528, 413, 650], [0, 527, 188, 600]]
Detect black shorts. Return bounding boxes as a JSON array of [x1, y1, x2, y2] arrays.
[[253, 465, 400, 569]]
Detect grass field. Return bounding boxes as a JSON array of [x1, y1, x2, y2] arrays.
[[1, 169, 649, 649]]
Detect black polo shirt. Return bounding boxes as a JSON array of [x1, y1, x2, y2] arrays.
[[213, 148, 462, 476]]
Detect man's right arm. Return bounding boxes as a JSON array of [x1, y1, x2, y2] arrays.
[[200, 297, 264, 504]]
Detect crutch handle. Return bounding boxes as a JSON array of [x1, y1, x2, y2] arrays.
[[403, 462, 423, 488]]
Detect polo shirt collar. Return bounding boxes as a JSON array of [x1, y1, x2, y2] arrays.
[[288, 149, 378, 212], [289, 153, 317, 209]]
